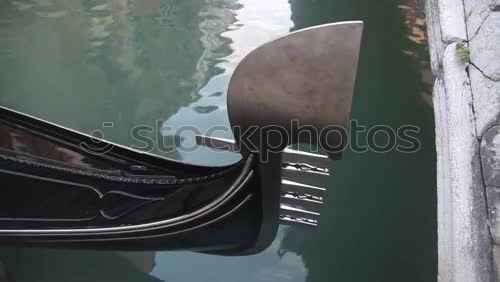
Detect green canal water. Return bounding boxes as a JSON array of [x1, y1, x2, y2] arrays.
[[0, 0, 436, 281]]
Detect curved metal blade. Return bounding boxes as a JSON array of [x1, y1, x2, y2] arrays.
[[227, 21, 363, 159]]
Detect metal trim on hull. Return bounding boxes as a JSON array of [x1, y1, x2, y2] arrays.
[[37, 195, 255, 244], [0, 155, 254, 236]]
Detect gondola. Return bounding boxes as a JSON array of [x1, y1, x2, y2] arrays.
[[0, 22, 363, 255]]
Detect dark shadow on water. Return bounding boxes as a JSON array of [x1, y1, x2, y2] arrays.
[[279, 0, 436, 281], [0, 248, 162, 282]]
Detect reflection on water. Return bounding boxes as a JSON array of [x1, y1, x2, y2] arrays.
[[152, 227, 307, 282], [0, 0, 436, 281], [398, 0, 434, 106], [160, 0, 293, 165], [0, 0, 241, 160]]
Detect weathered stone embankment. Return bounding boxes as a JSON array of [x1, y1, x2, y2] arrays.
[[426, 0, 500, 280]]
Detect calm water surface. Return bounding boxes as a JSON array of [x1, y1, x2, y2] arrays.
[[0, 0, 436, 281]]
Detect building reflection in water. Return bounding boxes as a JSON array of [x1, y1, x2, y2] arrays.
[[0, 0, 240, 159]]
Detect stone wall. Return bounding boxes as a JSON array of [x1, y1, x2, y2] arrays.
[[426, 0, 500, 280]]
